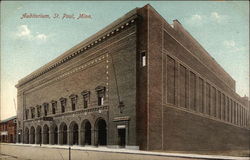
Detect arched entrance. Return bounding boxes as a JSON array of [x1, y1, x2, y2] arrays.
[[36, 126, 42, 144], [43, 125, 49, 144], [95, 119, 107, 146], [59, 123, 67, 145], [30, 126, 35, 144], [81, 120, 91, 145], [85, 121, 91, 145], [54, 126, 58, 145], [50, 124, 58, 145], [24, 128, 29, 144], [69, 121, 79, 145]]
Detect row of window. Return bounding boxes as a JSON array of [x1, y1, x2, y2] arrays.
[[0, 124, 8, 131], [0, 122, 15, 131], [25, 86, 106, 120], [166, 55, 248, 127]]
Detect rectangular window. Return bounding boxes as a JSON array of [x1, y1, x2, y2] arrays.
[[98, 96, 104, 106], [236, 103, 238, 125], [72, 101, 76, 111], [167, 56, 175, 105], [44, 103, 48, 116], [52, 101, 57, 114], [84, 99, 88, 108], [179, 65, 186, 108], [221, 94, 225, 120], [244, 109, 247, 126], [234, 102, 236, 124], [211, 87, 216, 117], [230, 99, 233, 123], [25, 109, 29, 120], [141, 52, 146, 67], [31, 108, 35, 118], [190, 71, 196, 111], [69, 94, 78, 111], [228, 98, 230, 122], [37, 106, 41, 118], [206, 83, 210, 115], [217, 91, 221, 119], [60, 99, 66, 113], [96, 86, 105, 106], [240, 106, 243, 126], [71, 97, 76, 111], [82, 91, 90, 109], [199, 78, 204, 113], [225, 97, 228, 122]]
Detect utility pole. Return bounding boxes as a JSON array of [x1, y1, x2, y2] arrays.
[[69, 146, 71, 160]]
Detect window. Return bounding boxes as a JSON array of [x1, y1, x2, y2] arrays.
[[60, 98, 67, 113], [81, 91, 90, 108], [167, 56, 175, 105], [98, 96, 104, 106], [31, 107, 35, 118], [25, 109, 29, 120], [141, 51, 146, 67], [95, 86, 106, 106], [51, 101, 57, 114], [37, 105, 41, 117], [69, 94, 78, 111], [43, 103, 49, 116]]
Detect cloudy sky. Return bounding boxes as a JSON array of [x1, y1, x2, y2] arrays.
[[1, 1, 249, 120]]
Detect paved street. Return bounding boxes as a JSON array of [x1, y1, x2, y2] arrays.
[[0, 154, 29, 160], [0, 143, 249, 160]]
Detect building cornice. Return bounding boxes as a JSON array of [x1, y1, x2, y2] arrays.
[[16, 9, 138, 88]]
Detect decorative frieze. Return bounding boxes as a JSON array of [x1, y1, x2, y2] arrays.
[[23, 105, 108, 123], [17, 17, 137, 87]]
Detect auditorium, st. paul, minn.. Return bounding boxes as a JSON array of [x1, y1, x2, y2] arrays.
[[15, 4, 249, 152]]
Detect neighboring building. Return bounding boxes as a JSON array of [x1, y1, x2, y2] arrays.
[[15, 4, 249, 152], [0, 116, 17, 143]]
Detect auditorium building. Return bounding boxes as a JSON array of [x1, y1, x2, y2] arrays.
[[16, 4, 249, 151]]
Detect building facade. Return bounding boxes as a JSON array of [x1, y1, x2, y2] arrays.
[[0, 116, 17, 143], [16, 5, 249, 152]]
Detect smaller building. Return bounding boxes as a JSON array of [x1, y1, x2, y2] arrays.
[[0, 116, 17, 143]]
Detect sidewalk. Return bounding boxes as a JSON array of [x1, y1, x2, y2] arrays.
[[1, 143, 249, 160]]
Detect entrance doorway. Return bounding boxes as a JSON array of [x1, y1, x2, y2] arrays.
[[96, 119, 107, 146], [72, 123, 78, 145], [84, 121, 91, 145], [118, 128, 126, 148], [54, 126, 58, 144], [62, 125, 67, 145]]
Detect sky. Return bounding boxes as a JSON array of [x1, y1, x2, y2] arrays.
[[1, 1, 249, 120]]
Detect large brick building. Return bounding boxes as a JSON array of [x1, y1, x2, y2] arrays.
[[0, 116, 17, 143], [16, 5, 249, 152]]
